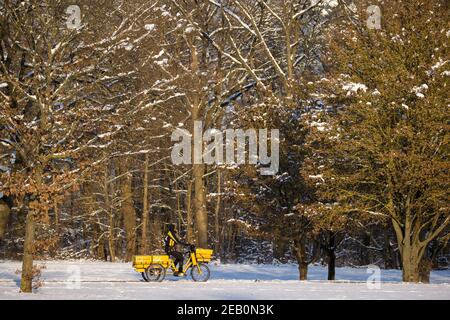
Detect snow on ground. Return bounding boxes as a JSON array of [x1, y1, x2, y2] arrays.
[[0, 260, 449, 300]]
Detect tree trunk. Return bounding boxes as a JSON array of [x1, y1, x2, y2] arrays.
[[108, 212, 116, 262], [175, 179, 183, 231], [214, 171, 221, 255], [419, 258, 432, 283], [293, 237, 308, 280], [273, 237, 288, 262], [118, 160, 137, 262], [0, 199, 11, 241], [21, 164, 42, 293], [95, 218, 106, 260], [227, 225, 237, 262], [392, 217, 424, 282], [186, 180, 194, 244], [360, 233, 371, 265], [140, 154, 149, 254], [327, 232, 336, 281], [193, 163, 208, 248], [401, 245, 421, 282], [383, 232, 394, 269], [188, 33, 208, 249], [402, 261, 420, 282], [53, 202, 59, 229], [20, 212, 35, 293], [300, 262, 308, 280], [104, 168, 116, 262], [150, 215, 162, 252]]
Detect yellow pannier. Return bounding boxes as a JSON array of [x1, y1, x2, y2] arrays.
[[132, 255, 170, 272], [195, 248, 213, 262]]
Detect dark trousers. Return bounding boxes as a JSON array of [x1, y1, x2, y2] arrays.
[[168, 251, 184, 272]]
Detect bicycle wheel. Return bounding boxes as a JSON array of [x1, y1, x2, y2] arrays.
[[145, 264, 166, 282], [191, 263, 210, 282]]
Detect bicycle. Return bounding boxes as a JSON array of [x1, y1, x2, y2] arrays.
[[132, 245, 213, 282]]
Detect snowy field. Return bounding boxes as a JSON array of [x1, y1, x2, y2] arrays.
[[0, 260, 449, 300]]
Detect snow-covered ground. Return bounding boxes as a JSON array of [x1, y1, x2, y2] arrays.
[[0, 260, 449, 300]]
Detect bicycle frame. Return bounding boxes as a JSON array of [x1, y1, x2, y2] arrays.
[[168, 250, 203, 274]]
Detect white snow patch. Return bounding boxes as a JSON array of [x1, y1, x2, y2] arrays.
[[342, 82, 368, 96], [310, 121, 328, 132], [153, 50, 165, 60], [308, 174, 325, 182], [51, 42, 62, 55], [98, 132, 113, 139], [412, 84, 428, 99], [227, 219, 253, 229], [372, 90, 381, 96], [155, 59, 168, 67], [144, 24, 155, 32], [185, 26, 195, 34], [431, 58, 448, 71], [326, 0, 339, 7]]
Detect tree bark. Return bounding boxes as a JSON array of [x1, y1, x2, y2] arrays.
[[327, 232, 336, 281], [53, 202, 59, 229], [214, 170, 221, 255], [94, 217, 106, 260], [193, 163, 208, 248], [140, 154, 149, 254], [360, 232, 371, 265], [192, 105, 208, 247], [150, 215, 162, 252], [118, 160, 137, 262], [392, 218, 425, 282], [187, 32, 208, 249], [175, 179, 183, 231], [20, 212, 35, 293], [0, 199, 10, 241], [104, 168, 116, 262], [273, 237, 288, 262], [186, 180, 194, 244], [419, 258, 432, 283], [108, 213, 116, 262], [383, 232, 394, 269], [400, 244, 421, 282], [293, 237, 308, 280]]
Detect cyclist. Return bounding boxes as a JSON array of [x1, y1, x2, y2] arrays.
[[164, 224, 189, 276]]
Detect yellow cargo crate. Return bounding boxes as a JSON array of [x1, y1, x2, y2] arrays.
[[132, 255, 170, 272], [195, 248, 213, 262]]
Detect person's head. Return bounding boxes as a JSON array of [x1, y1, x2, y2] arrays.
[[167, 223, 176, 232]]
